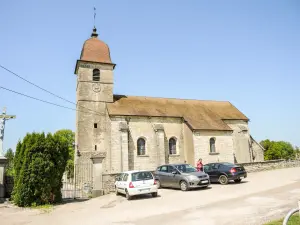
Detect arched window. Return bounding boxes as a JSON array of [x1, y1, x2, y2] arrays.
[[169, 138, 177, 155], [137, 138, 146, 156], [210, 138, 216, 153], [93, 69, 100, 81]]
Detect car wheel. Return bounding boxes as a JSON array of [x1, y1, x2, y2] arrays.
[[152, 192, 158, 197], [234, 178, 242, 183], [125, 190, 131, 200], [180, 180, 189, 191], [218, 175, 229, 185], [156, 180, 161, 189], [115, 187, 119, 196]]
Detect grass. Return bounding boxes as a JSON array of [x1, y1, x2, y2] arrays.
[[30, 204, 54, 213], [264, 215, 300, 225]]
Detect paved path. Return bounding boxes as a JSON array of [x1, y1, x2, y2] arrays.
[[2, 167, 300, 225]]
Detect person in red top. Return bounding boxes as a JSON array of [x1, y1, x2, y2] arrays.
[[196, 158, 203, 172]]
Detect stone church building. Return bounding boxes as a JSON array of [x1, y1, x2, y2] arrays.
[[74, 28, 264, 177]]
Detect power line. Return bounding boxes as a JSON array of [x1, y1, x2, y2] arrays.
[[0, 64, 101, 115], [0, 86, 102, 116]]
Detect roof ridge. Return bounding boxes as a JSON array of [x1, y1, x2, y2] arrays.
[[113, 94, 231, 103]]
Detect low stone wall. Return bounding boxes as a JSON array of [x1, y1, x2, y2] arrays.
[[102, 173, 120, 193], [237, 159, 300, 173]]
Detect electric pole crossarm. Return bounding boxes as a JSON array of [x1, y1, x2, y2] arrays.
[[0, 115, 16, 119]]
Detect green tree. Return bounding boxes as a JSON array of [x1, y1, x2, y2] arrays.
[[260, 139, 272, 151], [261, 139, 296, 160], [12, 132, 69, 207], [4, 148, 14, 176], [295, 146, 300, 159], [54, 129, 75, 179]]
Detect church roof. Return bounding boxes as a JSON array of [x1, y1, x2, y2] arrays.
[[80, 28, 112, 64], [107, 95, 249, 131]]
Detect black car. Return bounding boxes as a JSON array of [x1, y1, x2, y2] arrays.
[[203, 162, 247, 185]]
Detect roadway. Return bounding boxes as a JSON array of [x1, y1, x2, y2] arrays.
[[1, 167, 300, 225]]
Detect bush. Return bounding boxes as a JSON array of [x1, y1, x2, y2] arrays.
[[54, 129, 74, 179], [4, 148, 14, 176], [12, 132, 69, 207]]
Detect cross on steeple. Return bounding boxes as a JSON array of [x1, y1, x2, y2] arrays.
[[0, 107, 16, 157], [94, 7, 96, 28]]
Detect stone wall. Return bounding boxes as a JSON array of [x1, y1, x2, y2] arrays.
[[238, 159, 300, 173], [110, 116, 185, 173], [75, 61, 114, 174], [102, 173, 119, 193], [223, 120, 252, 163], [249, 136, 265, 162], [193, 130, 234, 165]]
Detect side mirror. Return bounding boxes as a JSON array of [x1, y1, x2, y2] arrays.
[[172, 171, 177, 175]]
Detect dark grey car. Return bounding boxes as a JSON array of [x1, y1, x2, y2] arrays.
[[154, 164, 210, 191]]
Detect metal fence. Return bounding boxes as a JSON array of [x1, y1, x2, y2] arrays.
[[61, 163, 93, 199]]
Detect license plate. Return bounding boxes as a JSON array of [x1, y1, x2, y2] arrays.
[[139, 188, 150, 192], [201, 180, 208, 184]]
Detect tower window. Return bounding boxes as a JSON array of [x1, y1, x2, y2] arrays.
[[95, 145, 97, 151], [94, 123, 97, 128], [93, 69, 100, 81]]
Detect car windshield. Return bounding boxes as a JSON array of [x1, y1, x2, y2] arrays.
[[174, 164, 197, 173], [131, 171, 153, 181]]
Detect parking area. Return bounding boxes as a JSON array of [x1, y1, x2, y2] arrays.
[[2, 167, 300, 225]]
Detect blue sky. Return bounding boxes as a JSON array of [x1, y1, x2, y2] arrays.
[[1, 0, 299, 152]]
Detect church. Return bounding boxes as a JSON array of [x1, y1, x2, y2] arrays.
[[74, 27, 265, 176]]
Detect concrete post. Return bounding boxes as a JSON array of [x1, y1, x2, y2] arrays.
[[90, 152, 106, 197], [0, 157, 8, 199]]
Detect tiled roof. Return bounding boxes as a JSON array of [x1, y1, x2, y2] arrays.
[[107, 95, 249, 131], [80, 35, 112, 64]]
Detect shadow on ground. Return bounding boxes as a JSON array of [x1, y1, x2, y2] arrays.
[[59, 198, 90, 205], [210, 180, 249, 185], [158, 186, 213, 192], [115, 193, 162, 202]]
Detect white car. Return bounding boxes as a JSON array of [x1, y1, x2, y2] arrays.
[[115, 170, 158, 200]]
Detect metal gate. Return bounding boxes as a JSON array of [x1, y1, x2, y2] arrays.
[[61, 163, 93, 199]]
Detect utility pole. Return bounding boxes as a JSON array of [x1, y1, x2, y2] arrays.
[[0, 107, 16, 157], [0, 107, 16, 199]]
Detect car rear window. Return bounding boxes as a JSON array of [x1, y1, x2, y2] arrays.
[[221, 162, 236, 167], [131, 171, 153, 181]]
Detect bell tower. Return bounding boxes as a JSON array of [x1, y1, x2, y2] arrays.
[[74, 27, 116, 170]]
